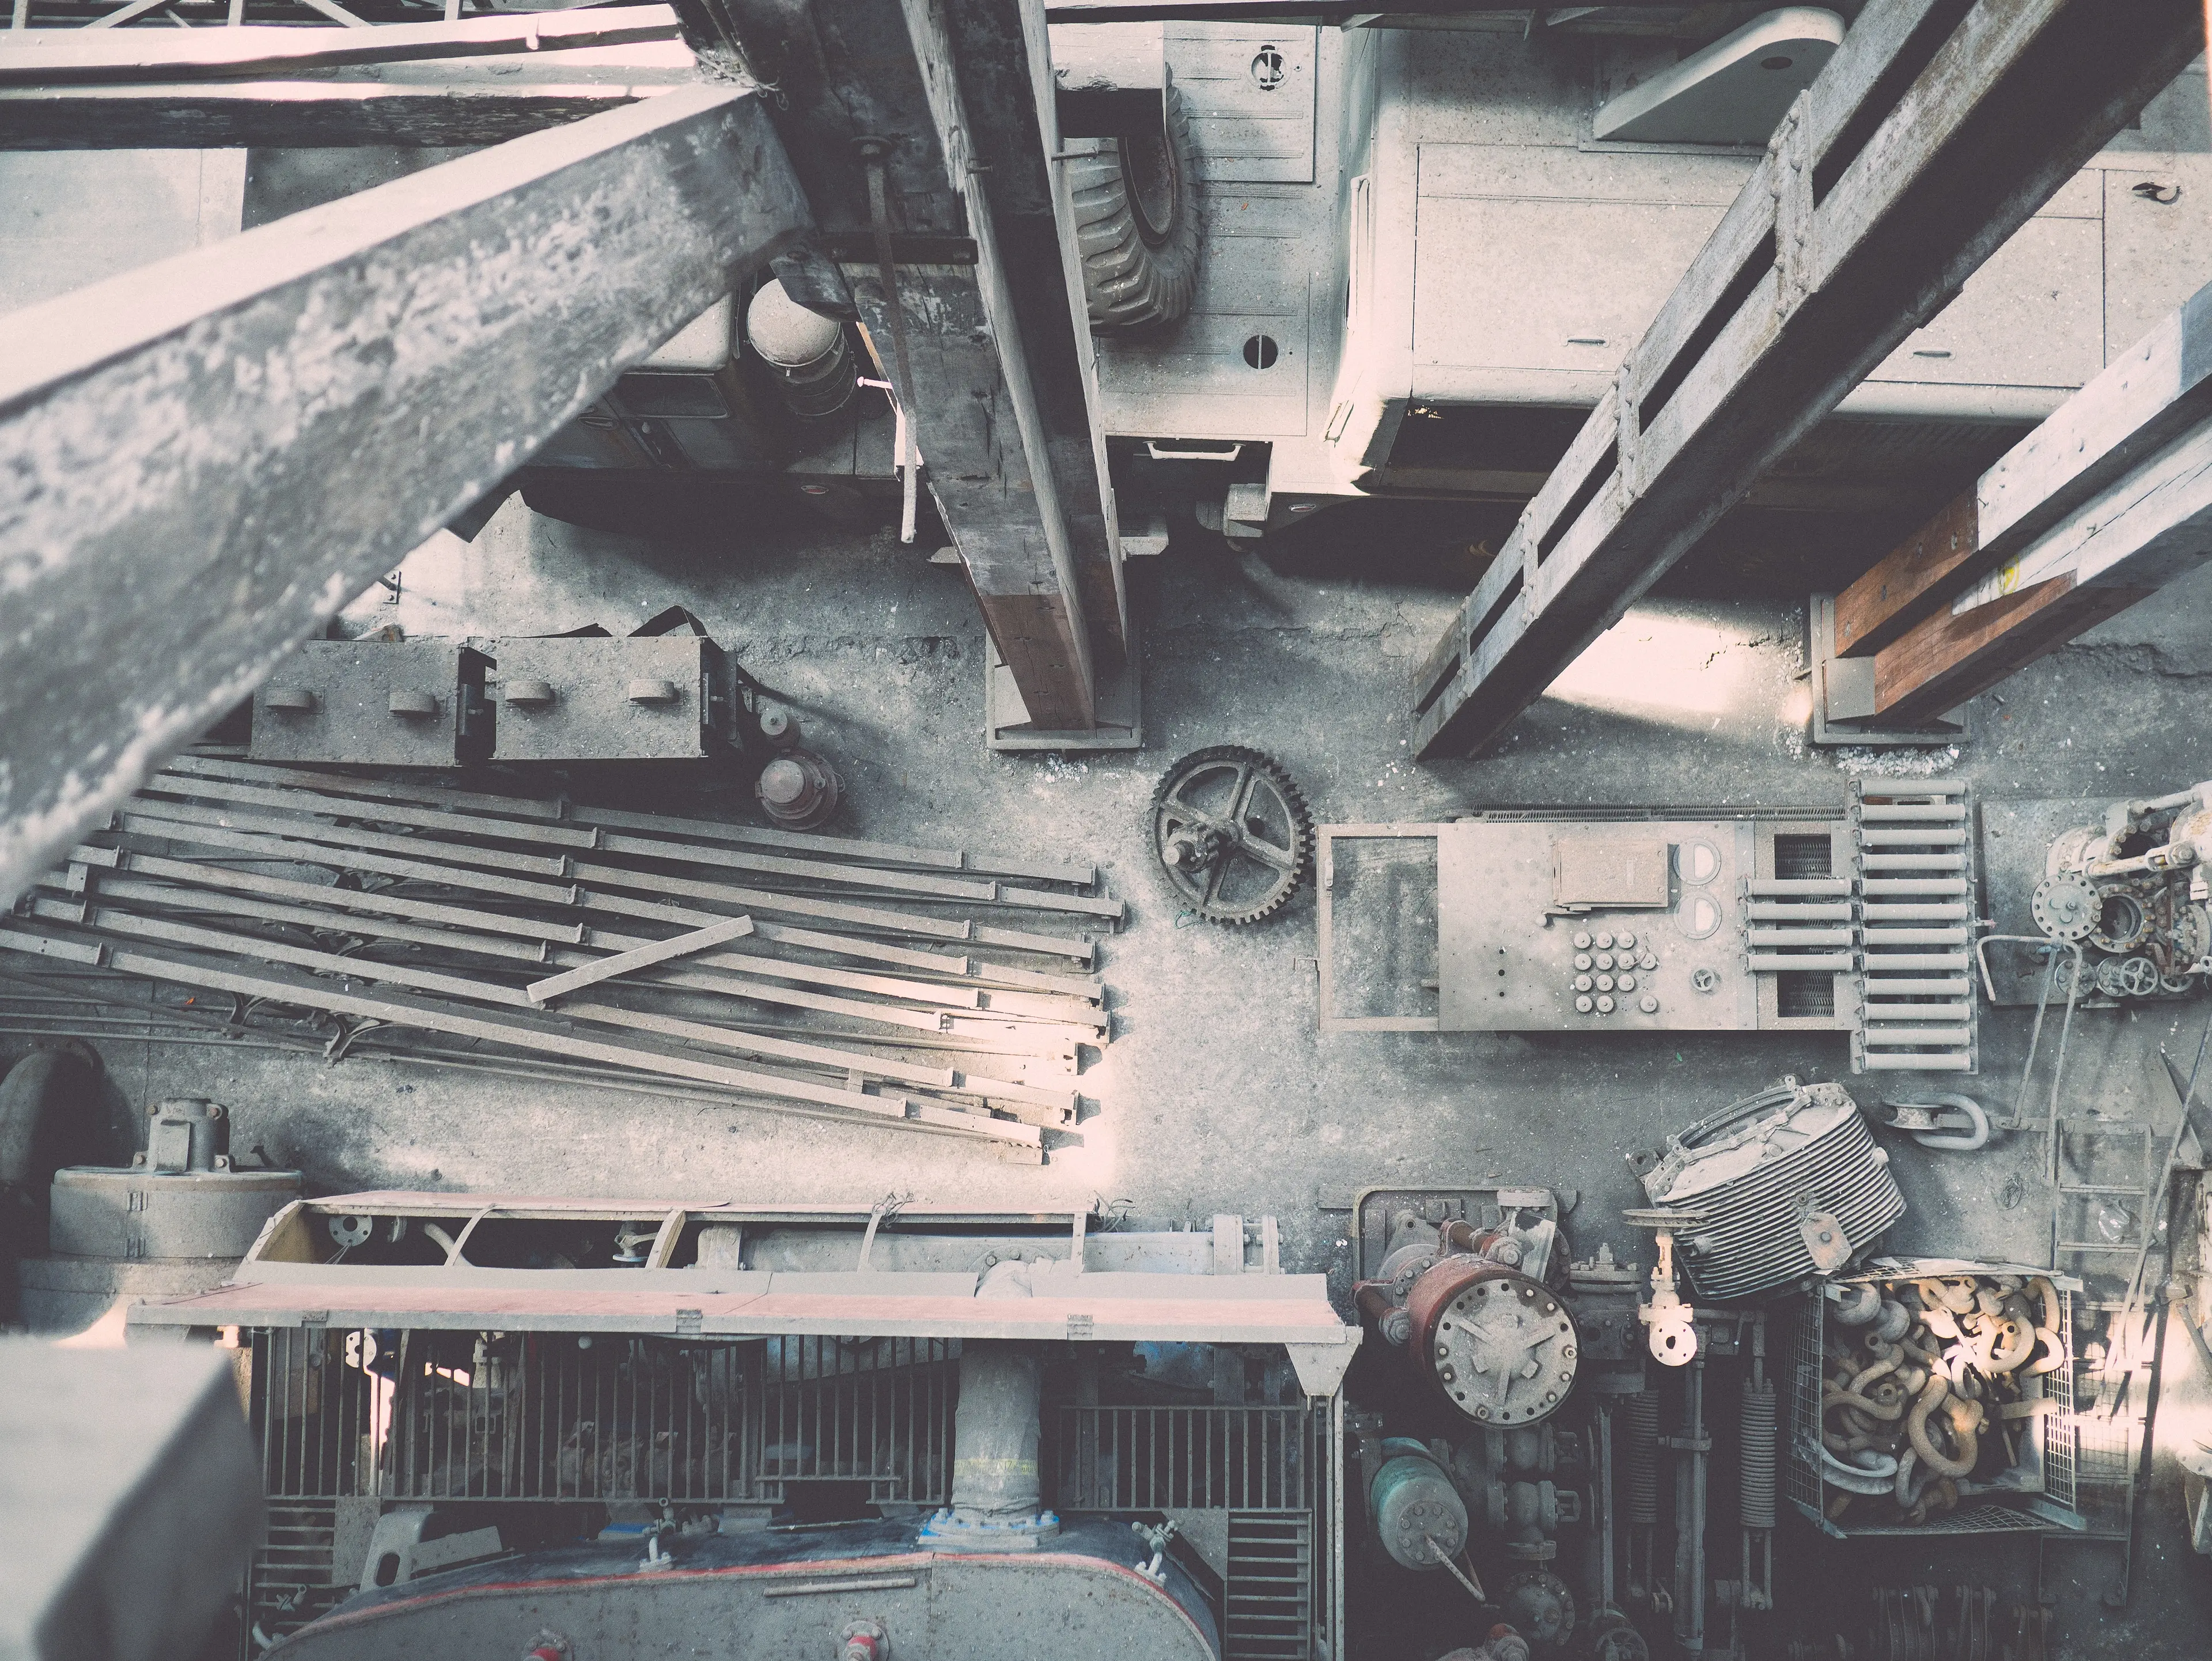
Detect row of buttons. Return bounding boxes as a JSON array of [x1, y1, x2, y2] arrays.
[[1569, 929, 1657, 1016]]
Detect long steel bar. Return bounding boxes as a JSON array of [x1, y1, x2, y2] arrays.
[[161, 756, 1097, 887], [1408, 0, 2203, 758], [0, 920, 1040, 1147], [102, 814, 1096, 962], [139, 770, 1122, 920], [55, 865, 1090, 1060], [526, 913, 755, 1005], [0, 83, 810, 906]]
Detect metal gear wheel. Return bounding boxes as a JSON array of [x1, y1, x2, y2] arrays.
[[1149, 746, 1312, 925]]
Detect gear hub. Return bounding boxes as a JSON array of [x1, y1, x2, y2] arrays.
[[1149, 746, 1312, 924]]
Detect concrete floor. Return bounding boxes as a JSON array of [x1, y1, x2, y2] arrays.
[[18, 495, 2212, 1654]]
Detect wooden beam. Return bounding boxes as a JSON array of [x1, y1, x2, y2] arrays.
[[0, 71, 702, 150], [0, 9, 685, 82], [1836, 277, 2212, 656], [710, 0, 1121, 729], [1410, 0, 2204, 759], [0, 85, 810, 907], [1872, 416, 2212, 718]]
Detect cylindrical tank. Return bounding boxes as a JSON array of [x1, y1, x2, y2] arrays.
[[745, 281, 854, 418], [756, 750, 842, 831], [22, 1097, 300, 1335], [1369, 1438, 1469, 1571]]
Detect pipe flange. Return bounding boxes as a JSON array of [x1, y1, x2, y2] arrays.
[[1404, 1256, 1580, 1426]]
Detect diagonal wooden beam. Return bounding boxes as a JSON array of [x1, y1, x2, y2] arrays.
[[0, 84, 810, 906], [1869, 416, 2212, 719], [1835, 276, 2212, 657], [1410, 0, 2205, 759]]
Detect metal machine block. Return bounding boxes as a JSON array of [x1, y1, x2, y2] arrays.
[[249, 640, 488, 767], [490, 634, 726, 762]]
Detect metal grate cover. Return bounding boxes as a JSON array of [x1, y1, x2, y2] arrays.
[[248, 1327, 958, 1504], [1226, 1512, 1313, 1661]]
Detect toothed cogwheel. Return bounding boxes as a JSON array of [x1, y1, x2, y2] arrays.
[[1149, 746, 1312, 925]]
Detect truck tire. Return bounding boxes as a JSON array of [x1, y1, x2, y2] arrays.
[[1066, 84, 1200, 332]]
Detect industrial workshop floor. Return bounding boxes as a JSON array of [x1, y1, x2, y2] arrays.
[[24, 497, 2212, 1654]]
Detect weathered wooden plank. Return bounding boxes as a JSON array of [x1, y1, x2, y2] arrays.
[[1410, 0, 2201, 759], [1832, 487, 1979, 656], [1837, 278, 2212, 655], [0, 68, 701, 150], [1872, 576, 2150, 720], [0, 8, 683, 84], [0, 86, 810, 907], [711, 0, 1118, 729], [1874, 417, 2212, 717]]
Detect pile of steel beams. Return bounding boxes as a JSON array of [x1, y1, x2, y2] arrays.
[[0, 757, 1116, 1159]]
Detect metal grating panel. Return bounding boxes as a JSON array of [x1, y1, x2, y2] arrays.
[[1851, 782, 1978, 1073], [248, 1327, 957, 1504], [1226, 1512, 1313, 1660], [1050, 1405, 1317, 1511], [245, 1502, 347, 1652]]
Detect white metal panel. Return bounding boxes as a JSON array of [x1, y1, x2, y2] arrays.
[[1416, 142, 1753, 206], [1866, 214, 2102, 391], [1167, 24, 1316, 184], [1096, 191, 1315, 437], [1412, 191, 1726, 377], [2101, 154, 2212, 361]]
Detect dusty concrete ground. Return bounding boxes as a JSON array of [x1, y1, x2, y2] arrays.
[[17, 498, 2212, 1655]]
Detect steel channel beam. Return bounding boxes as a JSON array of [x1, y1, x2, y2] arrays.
[[164, 755, 1096, 886], [105, 812, 1096, 963], [1408, 0, 2203, 758], [144, 769, 1123, 920], [0, 915, 1041, 1147], [0, 84, 810, 907]]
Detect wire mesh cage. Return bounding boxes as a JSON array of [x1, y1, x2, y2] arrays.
[[1786, 1263, 2080, 1539], [246, 1327, 960, 1505]]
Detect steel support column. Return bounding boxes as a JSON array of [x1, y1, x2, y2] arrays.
[[1410, 0, 2204, 759], [0, 82, 809, 903]]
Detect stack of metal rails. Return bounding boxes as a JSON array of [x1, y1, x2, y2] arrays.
[[0, 756, 1118, 1158]]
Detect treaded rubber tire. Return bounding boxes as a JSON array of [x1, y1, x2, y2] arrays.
[[1065, 83, 1200, 332]]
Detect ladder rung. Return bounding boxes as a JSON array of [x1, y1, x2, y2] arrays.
[[1861, 927, 1968, 945], [1858, 803, 1964, 822], [1861, 878, 1968, 895], [1862, 851, 1965, 867], [1748, 902, 1854, 921], [1861, 978, 1969, 996], [1859, 1053, 1972, 1071], [1862, 953, 1970, 971], [1748, 926, 1854, 947], [1862, 902, 1969, 921], [1747, 879, 1851, 896], [1748, 952, 1854, 972], [1863, 1027, 1972, 1046], [1862, 1002, 1972, 1021]]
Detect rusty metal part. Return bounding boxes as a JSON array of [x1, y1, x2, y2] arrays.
[[1403, 1255, 1580, 1427], [1148, 747, 1311, 925]]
